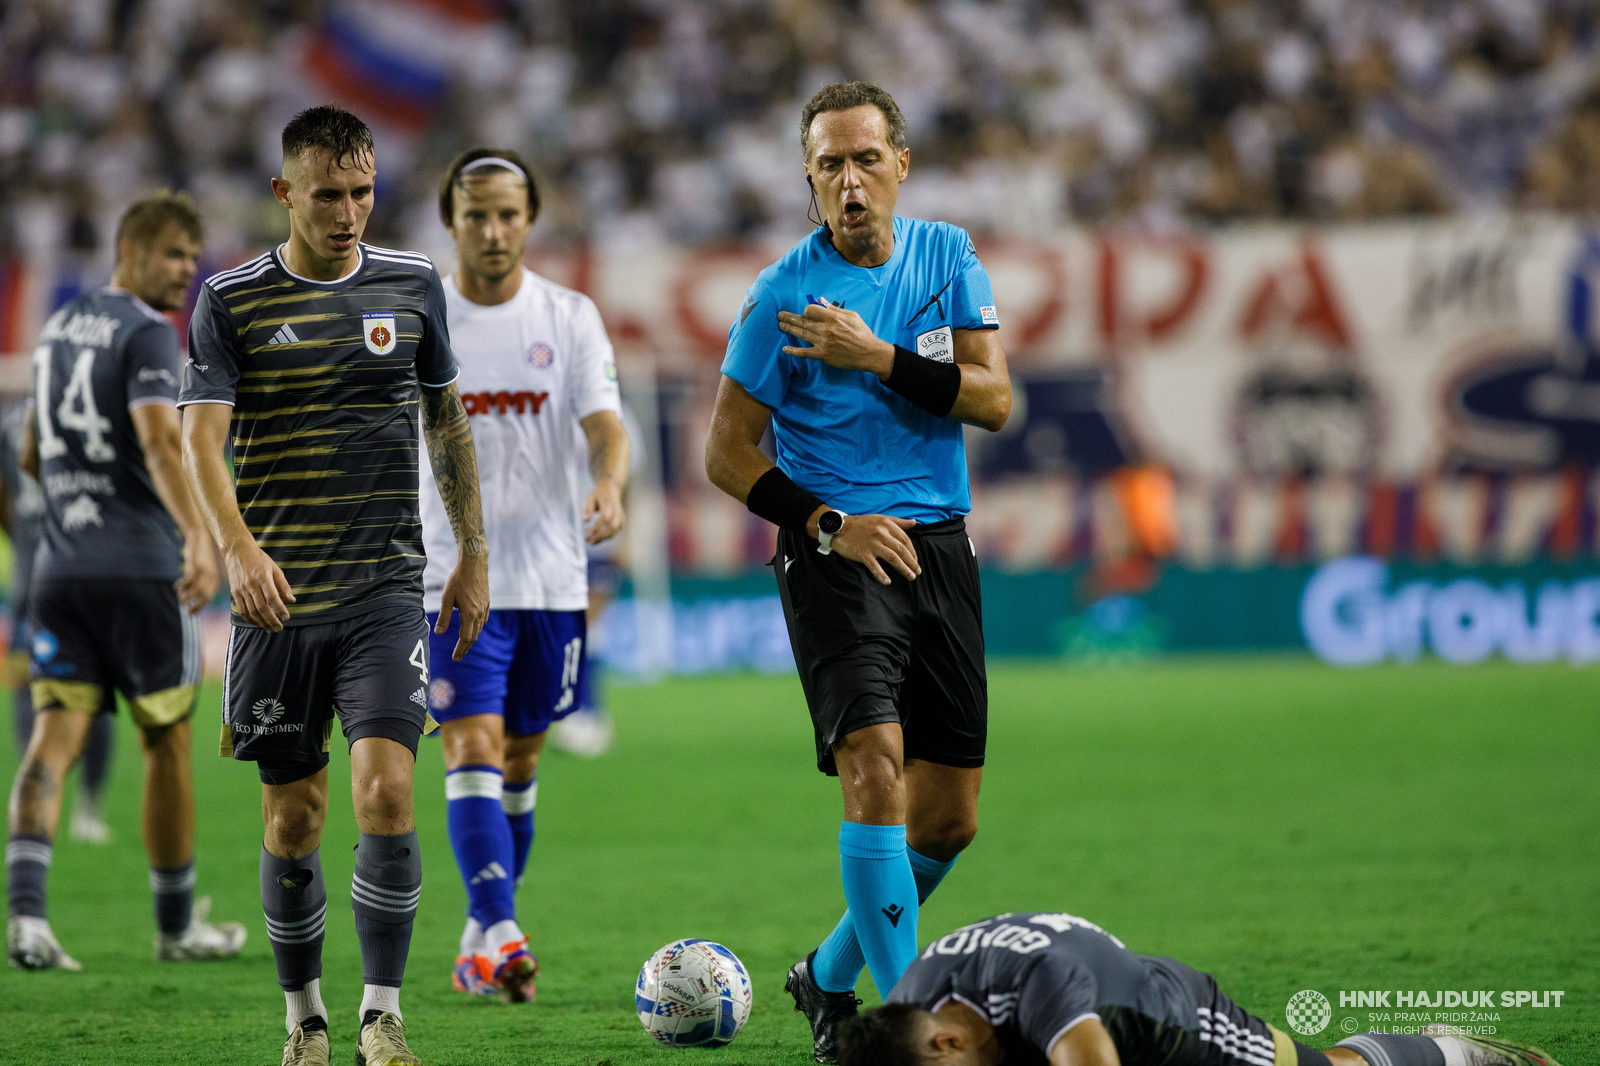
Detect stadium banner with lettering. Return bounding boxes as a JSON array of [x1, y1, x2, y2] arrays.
[[7, 217, 1600, 668], [586, 557, 1600, 674]]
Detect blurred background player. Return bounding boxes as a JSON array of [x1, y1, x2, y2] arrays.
[[180, 107, 489, 1066], [0, 398, 115, 844], [5, 193, 245, 972], [705, 81, 1011, 1062], [549, 399, 646, 759], [839, 910, 1560, 1066], [423, 147, 629, 1003]]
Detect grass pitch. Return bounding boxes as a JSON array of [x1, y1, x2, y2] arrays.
[[0, 657, 1595, 1065]]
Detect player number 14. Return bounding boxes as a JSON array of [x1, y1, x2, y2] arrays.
[[33, 346, 116, 463]]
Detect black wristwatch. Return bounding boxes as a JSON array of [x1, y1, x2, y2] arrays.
[[816, 509, 847, 555]]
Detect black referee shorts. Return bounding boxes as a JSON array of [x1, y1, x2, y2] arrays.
[[775, 516, 987, 776]]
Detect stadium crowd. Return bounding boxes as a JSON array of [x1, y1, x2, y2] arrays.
[[2, 0, 1600, 268]]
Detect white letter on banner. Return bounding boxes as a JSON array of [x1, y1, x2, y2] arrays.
[[1383, 582, 1430, 663], [1566, 579, 1600, 663], [1428, 579, 1500, 663], [1301, 556, 1388, 665], [1498, 583, 1568, 663]]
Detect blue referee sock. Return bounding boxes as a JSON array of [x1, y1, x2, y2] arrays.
[[832, 822, 918, 999], [813, 846, 956, 993], [503, 775, 536, 886], [445, 766, 516, 928]]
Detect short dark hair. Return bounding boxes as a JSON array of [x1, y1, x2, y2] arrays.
[[837, 1004, 925, 1066], [281, 104, 374, 170], [800, 81, 908, 161], [438, 147, 541, 227], [114, 192, 202, 256]]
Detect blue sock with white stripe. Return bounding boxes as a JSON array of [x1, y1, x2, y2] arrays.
[[445, 766, 517, 929], [503, 775, 536, 886], [813, 846, 956, 993], [834, 822, 918, 999], [351, 830, 421, 990]]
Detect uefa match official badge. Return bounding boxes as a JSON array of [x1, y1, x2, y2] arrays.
[[362, 312, 397, 355]]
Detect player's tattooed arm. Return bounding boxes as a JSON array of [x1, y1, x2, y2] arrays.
[[421, 382, 489, 659], [421, 382, 486, 556]]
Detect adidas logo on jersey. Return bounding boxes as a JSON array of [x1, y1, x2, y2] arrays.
[[469, 862, 509, 885], [268, 323, 300, 346], [410, 688, 427, 708]]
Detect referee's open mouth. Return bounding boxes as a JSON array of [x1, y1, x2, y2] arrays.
[[841, 200, 868, 229]]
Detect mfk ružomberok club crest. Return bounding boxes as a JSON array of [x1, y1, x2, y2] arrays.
[[363, 312, 397, 355]]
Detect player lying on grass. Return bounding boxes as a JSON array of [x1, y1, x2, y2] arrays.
[[422, 146, 629, 1004], [6, 193, 245, 971], [838, 911, 1560, 1066]]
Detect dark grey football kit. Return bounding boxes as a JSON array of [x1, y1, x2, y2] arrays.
[[776, 517, 987, 775], [180, 244, 458, 785], [891, 911, 1320, 1066], [27, 289, 200, 730]]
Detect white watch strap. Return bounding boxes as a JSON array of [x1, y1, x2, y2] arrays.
[[817, 511, 848, 555]]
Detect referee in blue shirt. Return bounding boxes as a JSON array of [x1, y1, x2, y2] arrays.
[[705, 81, 1011, 1063]]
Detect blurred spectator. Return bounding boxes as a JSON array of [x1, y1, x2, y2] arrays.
[[0, 0, 1598, 282]]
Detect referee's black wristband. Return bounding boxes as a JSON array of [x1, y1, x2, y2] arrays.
[[746, 467, 826, 535], [886, 345, 961, 418]]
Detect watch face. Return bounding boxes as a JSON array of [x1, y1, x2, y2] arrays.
[[819, 510, 844, 535]]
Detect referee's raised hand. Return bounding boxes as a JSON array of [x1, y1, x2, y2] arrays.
[[818, 511, 921, 585], [778, 301, 894, 378]]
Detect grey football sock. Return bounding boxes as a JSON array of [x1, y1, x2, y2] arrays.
[[1336, 1032, 1447, 1066], [351, 831, 420, 987], [149, 861, 195, 935], [11, 685, 32, 759], [261, 846, 326, 991], [6, 834, 51, 918], [78, 712, 113, 801]]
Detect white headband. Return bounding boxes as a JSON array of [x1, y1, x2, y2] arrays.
[[457, 156, 529, 183]]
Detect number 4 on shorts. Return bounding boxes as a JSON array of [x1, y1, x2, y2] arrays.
[[409, 639, 428, 684]]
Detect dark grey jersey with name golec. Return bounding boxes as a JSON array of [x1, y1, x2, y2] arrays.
[[890, 912, 1281, 1066], [31, 289, 185, 583]]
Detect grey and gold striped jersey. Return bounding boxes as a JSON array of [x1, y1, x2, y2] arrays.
[[179, 243, 458, 627]]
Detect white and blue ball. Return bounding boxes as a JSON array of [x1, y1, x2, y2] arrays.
[[635, 939, 752, 1047]]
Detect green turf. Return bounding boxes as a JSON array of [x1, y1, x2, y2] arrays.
[[0, 658, 1595, 1064]]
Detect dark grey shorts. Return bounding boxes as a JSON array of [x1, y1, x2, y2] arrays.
[[220, 603, 431, 784]]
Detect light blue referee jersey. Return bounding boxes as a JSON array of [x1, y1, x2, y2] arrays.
[[721, 216, 999, 523]]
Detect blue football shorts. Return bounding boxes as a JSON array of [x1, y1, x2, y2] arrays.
[[426, 608, 587, 736]]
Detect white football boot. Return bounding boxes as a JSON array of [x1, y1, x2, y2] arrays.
[[549, 707, 614, 757], [154, 896, 248, 960], [68, 801, 112, 845], [7, 915, 82, 970]]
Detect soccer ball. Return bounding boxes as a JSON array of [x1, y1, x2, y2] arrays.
[[635, 938, 753, 1047]]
